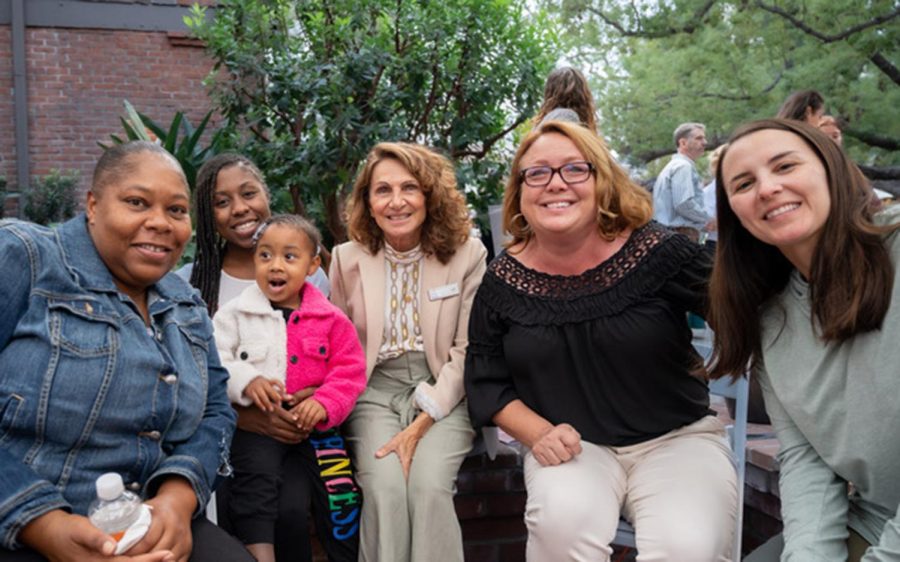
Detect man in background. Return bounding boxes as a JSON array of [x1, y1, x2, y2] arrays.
[[652, 122, 715, 242]]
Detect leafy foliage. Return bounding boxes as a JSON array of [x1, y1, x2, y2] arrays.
[[549, 0, 899, 174], [100, 100, 225, 191], [185, 0, 558, 243], [23, 169, 80, 226]]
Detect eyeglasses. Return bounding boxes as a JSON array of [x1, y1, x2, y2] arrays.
[[519, 161, 595, 188]]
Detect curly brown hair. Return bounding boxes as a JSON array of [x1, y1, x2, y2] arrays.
[[346, 142, 471, 264], [503, 120, 652, 248]]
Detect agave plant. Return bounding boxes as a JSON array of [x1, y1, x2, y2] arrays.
[[100, 100, 225, 191]]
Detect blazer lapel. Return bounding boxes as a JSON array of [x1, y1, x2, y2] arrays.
[[361, 248, 385, 373], [420, 254, 451, 357]]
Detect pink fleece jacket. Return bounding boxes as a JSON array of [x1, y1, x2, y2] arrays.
[[285, 283, 367, 430]]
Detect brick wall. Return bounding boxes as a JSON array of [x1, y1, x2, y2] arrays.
[[2, 24, 216, 214], [0, 26, 14, 214], [455, 450, 528, 561]]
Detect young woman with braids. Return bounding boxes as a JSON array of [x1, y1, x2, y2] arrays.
[[178, 154, 336, 562], [709, 119, 900, 560]]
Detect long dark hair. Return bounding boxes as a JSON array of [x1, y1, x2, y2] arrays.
[[532, 67, 598, 132], [708, 119, 898, 380], [189, 153, 267, 315], [776, 90, 824, 122]]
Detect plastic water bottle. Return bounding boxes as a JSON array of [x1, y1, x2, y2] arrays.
[[88, 473, 143, 542]]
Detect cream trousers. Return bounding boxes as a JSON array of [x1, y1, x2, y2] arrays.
[[524, 415, 739, 561]]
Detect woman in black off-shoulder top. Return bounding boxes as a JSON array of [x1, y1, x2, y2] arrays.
[[464, 120, 737, 562]]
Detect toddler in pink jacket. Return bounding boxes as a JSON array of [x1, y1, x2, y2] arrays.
[[214, 214, 365, 562]]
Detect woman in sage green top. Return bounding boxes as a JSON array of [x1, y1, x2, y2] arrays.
[[708, 118, 900, 561]]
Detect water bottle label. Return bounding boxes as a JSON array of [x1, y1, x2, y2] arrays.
[[113, 504, 153, 554]]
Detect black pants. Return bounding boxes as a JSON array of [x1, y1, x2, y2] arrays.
[[0, 517, 254, 562], [221, 428, 360, 562]]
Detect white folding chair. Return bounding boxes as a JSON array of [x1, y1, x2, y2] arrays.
[[206, 491, 218, 524], [612, 337, 748, 561]]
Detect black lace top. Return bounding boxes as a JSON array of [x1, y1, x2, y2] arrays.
[[464, 222, 713, 446]]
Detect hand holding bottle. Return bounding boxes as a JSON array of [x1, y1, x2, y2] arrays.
[[19, 510, 174, 562], [126, 477, 196, 562], [88, 473, 151, 554]]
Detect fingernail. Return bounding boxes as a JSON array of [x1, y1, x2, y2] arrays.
[[102, 541, 116, 555]]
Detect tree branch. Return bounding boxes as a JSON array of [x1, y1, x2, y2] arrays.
[[630, 134, 728, 164], [858, 164, 900, 180], [869, 52, 900, 87], [588, 0, 715, 38], [451, 115, 529, 159], [633, 147, 675, 163], [411, 39, 444, 139], [755, 3, 900, 87], [756, 2, 899, 43], [844, 127, 900, 151], [698, 68, 784, 100]]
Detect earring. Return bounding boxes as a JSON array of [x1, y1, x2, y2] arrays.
[[511, 213, 531, 233]]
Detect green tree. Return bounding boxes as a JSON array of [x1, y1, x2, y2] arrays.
[[549, 0, 899, 174], [186, 0, 557, 242]]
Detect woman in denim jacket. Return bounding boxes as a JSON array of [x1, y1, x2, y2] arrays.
[[0, 142, 250, 562]]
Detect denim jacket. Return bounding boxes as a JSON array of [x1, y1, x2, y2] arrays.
[[0, 216, 235, 549]]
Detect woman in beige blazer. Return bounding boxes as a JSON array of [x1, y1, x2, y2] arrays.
[[330, 142, 486, 562]]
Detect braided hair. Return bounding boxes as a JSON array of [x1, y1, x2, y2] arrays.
[[189, 153, 267, 315]]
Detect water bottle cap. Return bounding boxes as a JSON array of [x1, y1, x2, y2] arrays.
[[95, 473, 125, 501]]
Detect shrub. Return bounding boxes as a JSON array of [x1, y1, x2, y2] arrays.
[[24, 169, 80, 226]]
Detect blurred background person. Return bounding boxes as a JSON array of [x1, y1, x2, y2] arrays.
[[653, 122, 715, 243], [776, 89, 825, 125], [533, 66, 598, 132], [818, 114, 843, 145]]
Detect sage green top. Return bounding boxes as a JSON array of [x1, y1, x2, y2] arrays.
[[758, 206, 900, 561]]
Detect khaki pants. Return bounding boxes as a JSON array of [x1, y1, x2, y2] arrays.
[[345, 353, 475, 562], [524, 416, 738, 561], [745, 528, 871, 561]]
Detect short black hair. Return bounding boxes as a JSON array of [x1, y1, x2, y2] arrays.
[[93, 141, 185, 195]]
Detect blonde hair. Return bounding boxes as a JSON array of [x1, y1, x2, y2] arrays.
[[503, 121, 652, 248], [346, 142, 471, 264], [708, 144, 728, 177]]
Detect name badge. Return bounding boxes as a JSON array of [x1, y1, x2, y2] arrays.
[[428, 283, 460, 301]]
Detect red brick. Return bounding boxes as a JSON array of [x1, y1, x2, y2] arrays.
[[0, 26, 219, 205], [461, 516, 526, 542], [498, 540, 526, 561]]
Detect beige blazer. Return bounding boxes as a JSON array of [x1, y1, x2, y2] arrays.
[[329, 237, 487, 420]]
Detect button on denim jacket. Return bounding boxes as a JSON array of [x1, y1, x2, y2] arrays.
[[0, 217, 236, 549]]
